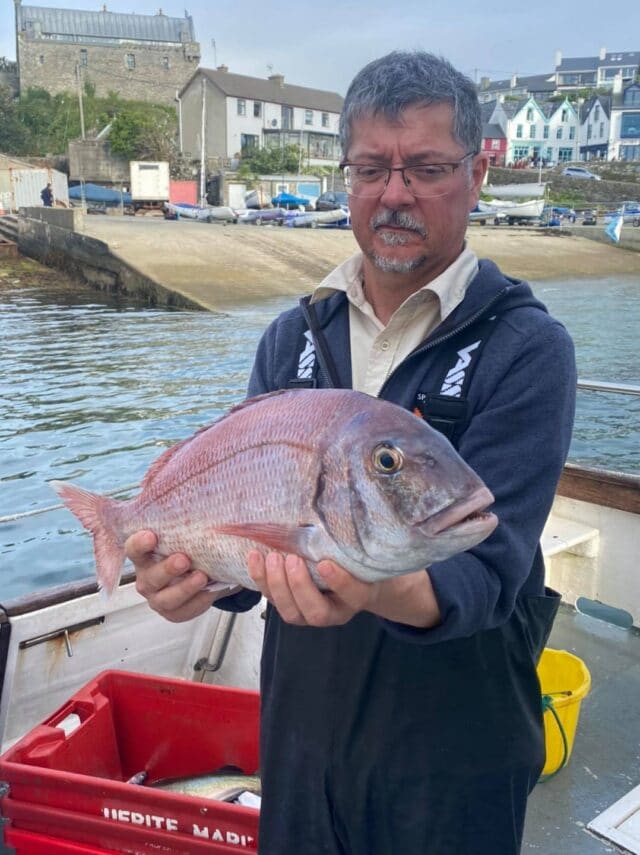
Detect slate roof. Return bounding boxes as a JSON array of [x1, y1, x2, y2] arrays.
[[500, 98, 529, 118], [482, 123, 505, 139], [598, 51, 640, 68], [189, 68, 344, 113], [579, 95, 611, 122], [556, 56, 598, 72], [521, 74, 556, 92], [17, 5, 195, 43]]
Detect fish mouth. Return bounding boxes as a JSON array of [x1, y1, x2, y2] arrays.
[[417, 486, 497, 538]]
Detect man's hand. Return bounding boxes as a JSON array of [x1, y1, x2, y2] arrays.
[[125, 530, 217, 623], [247, 550, 441, 629]]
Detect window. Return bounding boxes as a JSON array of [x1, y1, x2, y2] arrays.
[[162, 56, 170, 69], [281, 105, 293, 129], [558, 147, 573, 162], [39, 55, 44, 65], [623, 87, 640, 107], [491, 139, 501, 150], [587, 124, 592, 139], [543, 125, 549, 139], [125, 53, 135, 70], [556, 127, 563, 139], [305, 109, 313, 125], [526, 107, 533, 121], [80, 49, 88, 67], [569, 126, 576, 140], [253, 101, 262, 118], [516, 124, 523, 138], [599, 122, 604, 137], [621, 112, 640, 138], [321, 112, 329, 128], [241, 134, 259, 155], [594, 106, 600, 121], [237, 98, 246, 116], [529, 125, 536, 138], [561, 109, 568, 121]]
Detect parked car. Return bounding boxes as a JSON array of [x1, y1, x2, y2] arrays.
[[315, 191, 349, 211], [561, 166, 601, 181], [581, 210, 597, 226]]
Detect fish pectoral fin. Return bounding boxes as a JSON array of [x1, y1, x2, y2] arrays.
[[216, 523, 316, 556]]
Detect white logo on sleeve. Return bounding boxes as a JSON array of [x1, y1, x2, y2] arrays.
[[297, 330, 316, 379]]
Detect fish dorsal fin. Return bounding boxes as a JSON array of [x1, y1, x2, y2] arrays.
[[140, 390, 293, 490]]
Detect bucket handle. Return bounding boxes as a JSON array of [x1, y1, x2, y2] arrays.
[[538, 693, 569, 783]]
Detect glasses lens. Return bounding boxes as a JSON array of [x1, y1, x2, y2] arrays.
[[343, 154, 475, 199], [343, 165, 388, 197]]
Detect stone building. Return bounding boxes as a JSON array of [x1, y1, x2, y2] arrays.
[[14, 1, 200, 105]]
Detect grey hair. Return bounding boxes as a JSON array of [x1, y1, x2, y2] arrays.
[[339, 51, 481, 158]]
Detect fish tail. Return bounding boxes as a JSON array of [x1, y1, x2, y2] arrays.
[[50, 480, 125, 597]]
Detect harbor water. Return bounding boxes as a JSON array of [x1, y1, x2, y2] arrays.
[[1, 266, 638, 600]]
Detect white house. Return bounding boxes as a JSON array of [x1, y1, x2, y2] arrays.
[[178, 66, 344, 169], [497, 97, 579, 165], [608, 81, 640, 161], [579, 95, 610, 160]]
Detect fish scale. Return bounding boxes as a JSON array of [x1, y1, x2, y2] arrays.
[[51, 389, 497, 596]]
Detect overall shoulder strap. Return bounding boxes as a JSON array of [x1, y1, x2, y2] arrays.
[[287, 295, 347, 390]]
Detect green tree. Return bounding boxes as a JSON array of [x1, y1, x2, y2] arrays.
[[0, 86, 29, 154], [108, 102, 177, 161], [240, 143, 302, 175]]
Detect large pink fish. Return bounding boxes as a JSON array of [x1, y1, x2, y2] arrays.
[[51, 389, 497, 596]]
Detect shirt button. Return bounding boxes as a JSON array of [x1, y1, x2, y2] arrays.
[[380, 340, 390, 351]]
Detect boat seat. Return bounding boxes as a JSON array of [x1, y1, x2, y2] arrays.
[[541, 515, 600, 559]]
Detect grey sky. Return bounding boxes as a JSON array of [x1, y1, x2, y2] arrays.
[[1, 0, 639, 95]]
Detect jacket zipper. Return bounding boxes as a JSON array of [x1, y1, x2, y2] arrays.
[[377, 287, 510, 398]]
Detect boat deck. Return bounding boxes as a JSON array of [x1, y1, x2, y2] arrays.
[[524, 603, 640, 853], [1, 603, 638, 854]]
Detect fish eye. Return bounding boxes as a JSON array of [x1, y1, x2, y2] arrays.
[[372, 443, 404, 474]]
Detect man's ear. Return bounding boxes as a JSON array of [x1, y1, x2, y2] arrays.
[[469, 153, 489, 208]]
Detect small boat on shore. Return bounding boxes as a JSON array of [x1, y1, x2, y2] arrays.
[[479, 197, 545, 223], [163, 202, 239, 223]]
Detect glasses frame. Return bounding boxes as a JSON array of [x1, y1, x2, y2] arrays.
[[339, 151, 478, 198]]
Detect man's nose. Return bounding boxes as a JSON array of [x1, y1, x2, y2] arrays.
[[379, 168, 415, 206]]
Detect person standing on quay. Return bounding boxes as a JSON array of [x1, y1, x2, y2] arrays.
[[126, 51, 576, 854], [40, 183, 53, 207]]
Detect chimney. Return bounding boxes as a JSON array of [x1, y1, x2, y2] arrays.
[[599, 46, 607, 61], [268, 73, 285, 87], [554, 50, 562, 68], [612, 72, 623, 95], [510, 73, 517, 89], [216, 64, 228, 72]]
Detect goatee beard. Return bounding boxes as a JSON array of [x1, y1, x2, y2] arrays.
[[369, 252, 427, 273]]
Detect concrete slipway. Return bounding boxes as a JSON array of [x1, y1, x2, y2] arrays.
[[7, 208, 639, 311]]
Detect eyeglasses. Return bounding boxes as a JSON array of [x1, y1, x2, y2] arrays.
[[340, 152, 478, 198]]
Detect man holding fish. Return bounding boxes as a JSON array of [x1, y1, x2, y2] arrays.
[[125, 51, 576, 854]]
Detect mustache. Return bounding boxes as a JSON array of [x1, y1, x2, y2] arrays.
[[370, 208, 427, 237]]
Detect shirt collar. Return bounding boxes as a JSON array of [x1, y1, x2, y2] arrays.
[[310, 245, 478, 321]]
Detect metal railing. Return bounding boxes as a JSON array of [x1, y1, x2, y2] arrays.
[[1, 379, 638, 527]]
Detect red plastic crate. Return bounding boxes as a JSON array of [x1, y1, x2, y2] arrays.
[[5, 826, 119, 854], [0, 670, 260, 853]]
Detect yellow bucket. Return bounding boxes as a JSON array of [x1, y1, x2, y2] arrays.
[[537, 647, 591, 777]]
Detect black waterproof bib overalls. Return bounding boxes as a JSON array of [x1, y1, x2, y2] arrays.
[[230, 291, 562, 855]]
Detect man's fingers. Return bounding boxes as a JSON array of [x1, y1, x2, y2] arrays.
[[317, 560, 373, 612], [124, 530, 158, 564]]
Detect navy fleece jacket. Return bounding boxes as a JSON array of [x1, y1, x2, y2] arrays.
[[216, 259, 576, 644]]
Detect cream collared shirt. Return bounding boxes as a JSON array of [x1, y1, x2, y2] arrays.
[[311, 247, 479, 396]]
